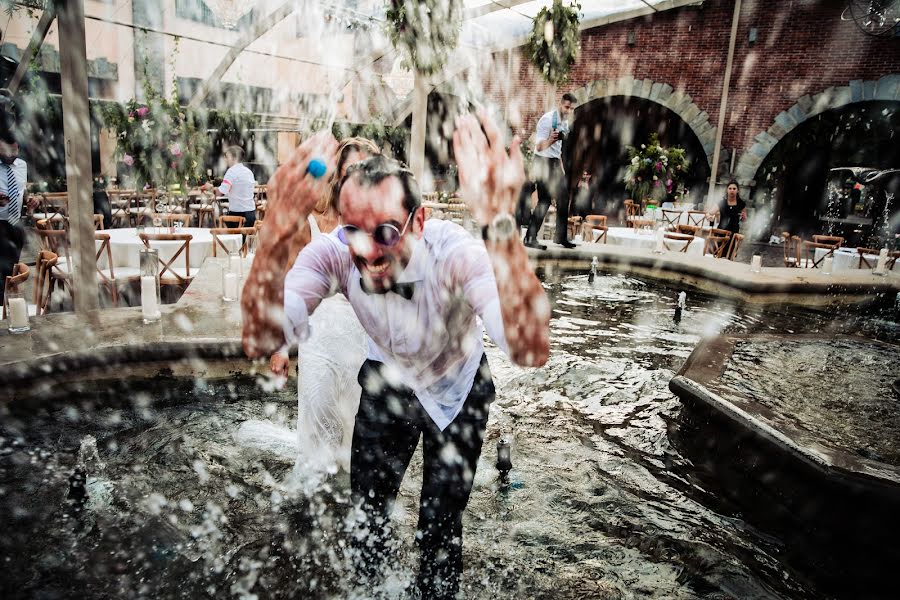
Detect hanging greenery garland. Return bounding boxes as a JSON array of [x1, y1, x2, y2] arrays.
[[385, 0, 462, 76], [525, 0, 581, 87]]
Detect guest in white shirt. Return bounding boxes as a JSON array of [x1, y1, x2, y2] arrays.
[[202, 145, 257, 227], [241, 112, 550, 598], [517, 92, 577, 249], [0, 124, 35, 303]]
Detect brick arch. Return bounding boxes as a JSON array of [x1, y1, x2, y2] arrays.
[[734, 74, 900, 185], [569, 76, 717, 171]]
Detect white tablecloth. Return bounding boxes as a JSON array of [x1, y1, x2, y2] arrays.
[[814, 247, 877, 271], [606, 227, 705, 256], [95, 227, 242, 271]]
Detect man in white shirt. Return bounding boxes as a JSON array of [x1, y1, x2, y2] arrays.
[[0, 125, 34, 303], [203, 145, 257, 227], [518, 92, 577, 249], [241, 112, 550, 598]]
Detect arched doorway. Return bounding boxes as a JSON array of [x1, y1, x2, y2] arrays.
[[566, 95, 711, 216], [754, 100, 900, 243]]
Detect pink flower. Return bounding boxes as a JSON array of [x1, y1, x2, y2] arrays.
[[123, 154, 134, 166], [169, 142, 182, 156], [666, 179, 673, 186], [136, 106, 150, 117]]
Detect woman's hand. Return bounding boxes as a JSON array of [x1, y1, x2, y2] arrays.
[[452, 109, 525, 225], [740, 209, 748, 221]]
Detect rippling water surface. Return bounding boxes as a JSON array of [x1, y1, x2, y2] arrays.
[[1, 270, 897, 599]]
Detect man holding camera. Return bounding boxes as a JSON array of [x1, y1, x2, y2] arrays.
[[518, 92, 576, 249]]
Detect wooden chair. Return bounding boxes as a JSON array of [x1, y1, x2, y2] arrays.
[[686, 210, 709, 229], [218, 215, 246, 229], [3, 263, 29, 319], [799, 240, 836, 268], [33, 251, 59, 315], [33, 192, 68, 224], [630, 218, 655, 230], [94, 232, 118, 304], [93, 214, 105, 230], [624, 199, 642, 222], [139, 233, 195, 289], [856, 247, 879, 269], [812, 234, 844, 248], [725, 233, 744, 261], [703, 229, 732, 257], [566, 216, 583, 240], [33, 229, 74, 309], [108, 189, 133, 228], [890, 251, 900, 271], [660, 209, 682, 230], [662, 232, 695, 253], [580, 215, 608, 243], [211, 227, 257, 257], [782, 232, 801, 267], [675, 224, 700, 236], [149, 213, 192, 227], [129, 189, 157, 226]]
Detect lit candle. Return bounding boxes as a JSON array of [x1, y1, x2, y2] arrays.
[[8, 298, 28, 330], [750, 254, 762, 273], [141, 275, 160, 320], [822, 256, 833, 275], [874, 248, 888, 275], [655, 228, 665, 253], [223, 272, 238, 301]]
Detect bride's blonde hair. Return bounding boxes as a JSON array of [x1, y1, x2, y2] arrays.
[[313, 137, 381, 215]]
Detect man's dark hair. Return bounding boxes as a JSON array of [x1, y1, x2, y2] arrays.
[[224, 145, 244, 162], [561, 92, 577, 104], [0, 111, 17, 145], [339, 154, 421, 215]]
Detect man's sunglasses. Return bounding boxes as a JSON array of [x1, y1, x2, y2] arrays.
[[337, 210, 416, 248]]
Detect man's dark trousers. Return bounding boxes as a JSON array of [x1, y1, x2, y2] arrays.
[[518, 155, 570, 244], [0, 219, 25, 303], [350, 354, 495, 599]]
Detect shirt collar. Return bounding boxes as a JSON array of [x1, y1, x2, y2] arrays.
[[395, 233, 427, 284]]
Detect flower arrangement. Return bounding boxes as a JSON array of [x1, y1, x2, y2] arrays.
[[100, 84, 209, 191], [624, 134, 690, 204], [385, 0, 462, 76], [525, 0, 581, 87]]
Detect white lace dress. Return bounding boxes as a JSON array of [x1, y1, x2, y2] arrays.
[[235, 216, 367, 475]]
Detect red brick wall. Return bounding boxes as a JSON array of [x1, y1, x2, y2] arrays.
[[479, 0, 900, 177]]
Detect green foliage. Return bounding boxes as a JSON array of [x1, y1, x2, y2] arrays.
[[624, 133, 690, 203], [525, 0, 581, 87], [331, 120, 410, 164], [385, 0, 462, 76]]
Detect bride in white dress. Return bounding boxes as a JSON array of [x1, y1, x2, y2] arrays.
[[235, 138, 379, 475]]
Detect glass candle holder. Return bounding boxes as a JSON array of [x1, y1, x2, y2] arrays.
[[5, 287, 30, 333], [874, 248, 889, 276], [750, 254, 762, 273], [822, 255, 833, 275], [140, 248, 162, 323], [222, 260, 239, 302], [228, 250, 243, 279]]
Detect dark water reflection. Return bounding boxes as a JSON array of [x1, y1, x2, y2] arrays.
[[1, 271, 896, 599]]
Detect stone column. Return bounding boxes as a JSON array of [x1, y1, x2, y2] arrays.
[[57, 0, 99, 313], [409, 74, 427, 185]]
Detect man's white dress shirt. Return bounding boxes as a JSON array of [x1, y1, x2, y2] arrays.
[[0, 159, 28, 224], [284, 219, 509, 430], [219, 163, 256, 212], [534, 109, 569, 159]]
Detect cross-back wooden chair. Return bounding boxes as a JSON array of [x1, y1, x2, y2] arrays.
[[725, 233, 745, 261], [662, 232, 695, 253], [812, 234, 844, 248], [93, 214, 105, 230], [781, 232, 800, 267], [566, 216, 583, 240], [675, 224, 700, 236], [107, 189, 132, 228], [660, 209, 682, 230], [35, 192, 68, 223], [580, 215, 608, 243], [686, 211, 709, 229], [210, 227, 257, 257], [3, 263, 30, 319], [218, 215, 246, 229], [856, 247, 879, 269], [33, 228, 74, 309], [624, 199, 642, 222], [139, 233, 195, 290], [129, 189, 157, 226], [93, 232, 119, 304], [33, 250, 59, 315], [630, 218, 655, 230], [703, 229, 732, 257], [799, 240, 835, 268]]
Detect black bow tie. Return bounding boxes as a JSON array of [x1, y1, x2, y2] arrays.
[[359, 278, 416, 300]]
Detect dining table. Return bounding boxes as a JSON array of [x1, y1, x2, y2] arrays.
[[813, 246, 879, 271], [606, 227, 705, 256], [95, 227, 243, 273]]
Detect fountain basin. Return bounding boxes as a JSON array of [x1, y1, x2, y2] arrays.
[[669, 334, 900, 596]]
